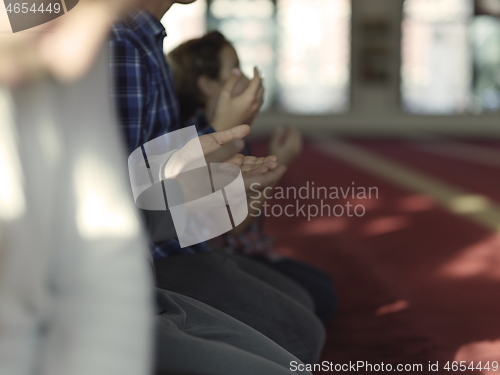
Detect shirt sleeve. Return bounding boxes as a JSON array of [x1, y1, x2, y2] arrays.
[[184, 110, 216, 136], [198, 124, 216, 136], [109, 37, 150, 155]]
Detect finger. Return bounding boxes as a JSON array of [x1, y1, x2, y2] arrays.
[[244, 67, 262, 99], [285, 126, 301, 148], [265, 155, 278, 163], [244, 159, 278, 173], [245, 164, 270, 175], [241, 164, 255, 172], [244, 155, 277, 168], [262, 160, 278, 170], [210, 124, 250, 147], [260, 165, 287, 183], [241, 158, 267, 171], [241, 164, 268, 174], [277, 126, 287, 145], [289, 126, 303, 149], [270, 127, 283, 149], [256, 157, 278, 170], [255, 85, 265, 106], [243, 156, 258, 165], [253, 157, 265, 165], [249, 94, 264, 117], [289, 125, 300, 140], [247, 156, 275, 165], [223, 154, 244, 167], [295, 130, 304, 150], [244, 165, 287, 191], [205, 139, 246, 164], [220, 68, 242, 99]]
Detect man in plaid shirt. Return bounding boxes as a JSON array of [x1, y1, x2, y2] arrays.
[[109, 0, 325, 366], [110, 7, 211, 258], [110, 6, 269, 258]]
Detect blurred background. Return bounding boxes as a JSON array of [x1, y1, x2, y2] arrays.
[[160, 1, 500, 371], [162, 0, 500, 137]]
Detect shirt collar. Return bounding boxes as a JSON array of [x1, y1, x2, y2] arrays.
[[128, 9, 167, 39]]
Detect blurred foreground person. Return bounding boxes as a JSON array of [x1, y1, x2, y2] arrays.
[[0, 74, 313, 375], [0, 50, 153, 375], [0, 3, 153, 375], [0, 0, 142, 85]]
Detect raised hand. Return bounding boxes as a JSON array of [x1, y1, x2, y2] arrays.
[[164, 125, 285, 195], [162, 125, 250, 180], [211, 67, 264, 131], [269, 125, 303, 167]]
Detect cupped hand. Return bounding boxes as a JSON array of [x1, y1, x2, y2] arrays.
[[269, 125, 303, 167], [164, 125, 251, 179], [217, 152, 285, 193], [211, 67, 264, 131]]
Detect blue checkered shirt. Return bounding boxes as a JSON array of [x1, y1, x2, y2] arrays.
[[110, 10, 213, 259]]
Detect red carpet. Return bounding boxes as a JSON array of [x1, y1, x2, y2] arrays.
[[251, 139, 500, 374]]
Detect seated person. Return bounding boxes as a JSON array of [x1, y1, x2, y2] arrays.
[[168, 31, 337, 324], [109, 1, 325, 363]]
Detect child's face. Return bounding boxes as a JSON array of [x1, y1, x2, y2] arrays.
[[218, 45, 250, 97]]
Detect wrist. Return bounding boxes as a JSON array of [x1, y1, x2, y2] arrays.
[[211, 117, 232, 132], [211, 117, 227, 132]]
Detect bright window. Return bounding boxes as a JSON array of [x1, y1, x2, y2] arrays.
[[208, 0, 277, 110], [470, 14, 500, 112], [401, 0, 473, 114], [276, 0, 351, 113], [162, 1, 207, 55], [401, 0, 500, 114], [162, 0, 352, 114]]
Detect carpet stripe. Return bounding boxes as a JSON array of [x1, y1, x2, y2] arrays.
[[313, 137, 500, 233]]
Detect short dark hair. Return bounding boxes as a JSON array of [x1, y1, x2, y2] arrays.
[[167, 31, 231, 125]]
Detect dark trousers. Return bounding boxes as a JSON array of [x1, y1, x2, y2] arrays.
[[253, 257, 338, 325], [154, 252, 325, 364], [154, 289, 312, 375]]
